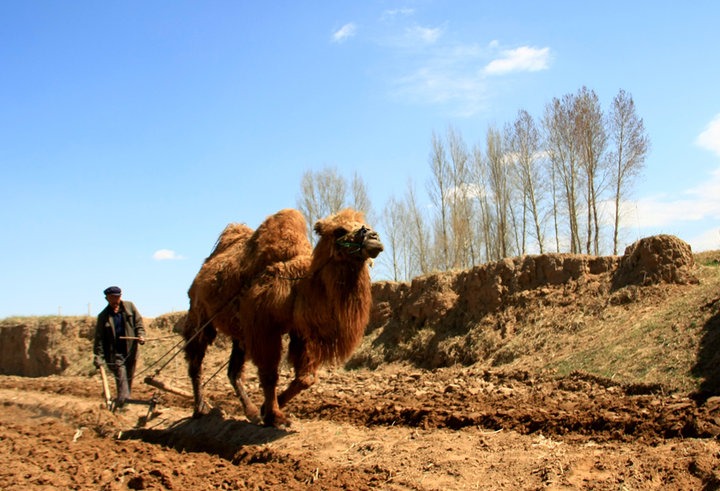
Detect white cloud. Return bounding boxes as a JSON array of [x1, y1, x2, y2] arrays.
[[687, 227, 720, 252], [405, 25, 442, 44], [390, 42, 490, 116], [484, 46, 551, 75], [389, 40, 551, 117], [394, 65, 489, 117], [621, 165, 720, 229], [696, 113, 720, 157], [153, 249, 184, 261], [628, 197, 711, 228], [381, 8, 414, 20], [332, 23, 357, 43]]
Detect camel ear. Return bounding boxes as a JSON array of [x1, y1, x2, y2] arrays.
[[313, 219, 326, 237], [313, 208, 363, 237]]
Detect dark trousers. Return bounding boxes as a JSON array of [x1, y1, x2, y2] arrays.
[[110, 353, 137, 406]]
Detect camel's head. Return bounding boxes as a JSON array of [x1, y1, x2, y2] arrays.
[[314, 209, 384, 262]]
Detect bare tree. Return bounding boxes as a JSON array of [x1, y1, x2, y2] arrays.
[[381, 195, 406, 281], [485, 125, 512, 259], [351, 171, 375, 224], [608, 89, 649, 254], [544, 94, 583, 253], [471, 142, 493, 263], [298, 171, 321, 239], [447, 126, 476, 268], [405, 180, 431, 275], [372, 85, 646, 273], [548, 157, 561, 252], [574, 86, 608, 255], [427, 131, 452, 270], [506, 110, 546, 253]]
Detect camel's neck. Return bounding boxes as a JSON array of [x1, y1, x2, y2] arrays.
[[300, 239, 373, 355], [310, 258, 369, 299], [295, 259, 371, 363], [299, 257, 371, 317]]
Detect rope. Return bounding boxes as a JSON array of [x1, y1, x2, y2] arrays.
[[336, 241, 362, 253], [135, 295, 237, 380], [202, 358, 230, 389]]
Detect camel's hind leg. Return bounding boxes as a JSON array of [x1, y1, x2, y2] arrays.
[[228, 340, 261, 424], [184, 322, 216, 418], [278, 333, 320, 408]]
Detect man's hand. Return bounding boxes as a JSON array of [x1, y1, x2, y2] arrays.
[[138, 337, 145, 345], [93, 355, 102, 369]]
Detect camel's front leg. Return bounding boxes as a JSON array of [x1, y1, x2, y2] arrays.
[[278, 333, 320, 408], [254, 331, 290, 428], [185, 331, 212, 418], [228, 340, 261, 424]]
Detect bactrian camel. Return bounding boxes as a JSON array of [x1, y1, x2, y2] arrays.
[[184, 208, 383, 427]]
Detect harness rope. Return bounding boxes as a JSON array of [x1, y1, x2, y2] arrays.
[[202, 358, 230, 389], [335, 240, 363, 254], [135, 293, 238, 380]]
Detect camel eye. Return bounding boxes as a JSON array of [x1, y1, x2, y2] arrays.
[[333, 227, 349, 239]]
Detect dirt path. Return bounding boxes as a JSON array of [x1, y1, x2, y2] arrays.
[[2, 367, 719, 490]]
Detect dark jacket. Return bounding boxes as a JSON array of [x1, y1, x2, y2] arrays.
[[93, 300, 146, 364]]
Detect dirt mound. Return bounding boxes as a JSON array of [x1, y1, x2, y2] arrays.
[[149, 311, 187, 335], [614, 234, 698, 287]]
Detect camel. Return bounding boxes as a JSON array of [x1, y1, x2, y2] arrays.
[[184, 208, 383, 427]]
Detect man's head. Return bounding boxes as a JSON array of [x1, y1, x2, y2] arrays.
[[103, 286, 122, 308]]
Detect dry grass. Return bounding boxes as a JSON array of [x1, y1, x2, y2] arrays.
[[509, 263, 720, 393]]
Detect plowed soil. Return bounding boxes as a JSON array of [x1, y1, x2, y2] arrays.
[[2, 365, 719, 490]]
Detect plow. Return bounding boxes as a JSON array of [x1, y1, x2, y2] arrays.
[[97, 365, 162, 422], [97, 330, 219, 417]]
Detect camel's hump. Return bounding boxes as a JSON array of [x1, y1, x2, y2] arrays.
[[206, 223, 254, 260], [249, 208, 312, 267]]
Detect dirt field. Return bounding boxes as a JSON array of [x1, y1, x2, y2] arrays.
[[2, 239, 720, 489], [2, 365, 720, 490]]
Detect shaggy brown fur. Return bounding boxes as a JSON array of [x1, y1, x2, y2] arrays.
[[184, 208, 383, 427]]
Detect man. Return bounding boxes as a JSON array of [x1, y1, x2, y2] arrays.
[[93, 286, 145, 409]]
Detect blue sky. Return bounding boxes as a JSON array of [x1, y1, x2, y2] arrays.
[[1, 1, 719, 318]]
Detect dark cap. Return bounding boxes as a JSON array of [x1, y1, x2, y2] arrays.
[[103, 286, 122, 296]]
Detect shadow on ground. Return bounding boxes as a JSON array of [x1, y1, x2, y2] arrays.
[[121, 408, 291, 461], [692, 296, 720, 401]]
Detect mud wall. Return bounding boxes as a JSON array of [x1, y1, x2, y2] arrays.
[[369, 235, 695, 332], [0, 313, 188, 377], [0, 317, 96, 377]]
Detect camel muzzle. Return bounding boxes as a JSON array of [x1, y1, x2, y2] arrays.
[[336, 226, 384, 259], [362, 237, 384, 259]]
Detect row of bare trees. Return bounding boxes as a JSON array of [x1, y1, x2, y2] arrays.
[[297, 87, 649, 282]]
